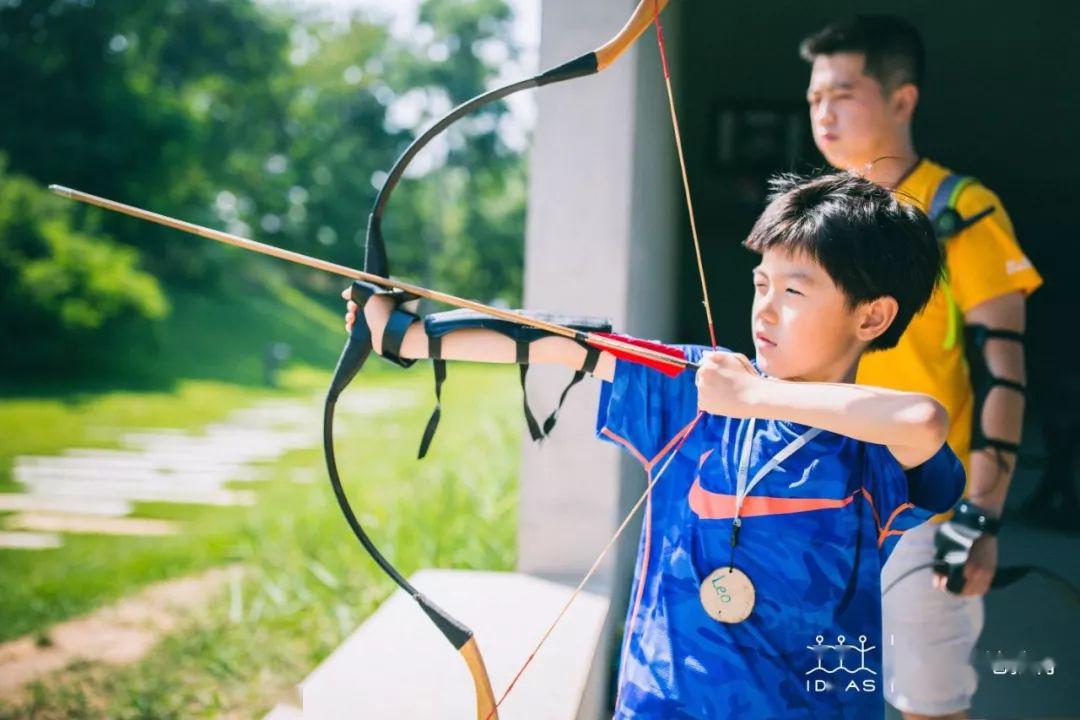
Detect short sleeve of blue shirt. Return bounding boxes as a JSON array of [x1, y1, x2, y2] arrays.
[[596, 345, 712, 466], [863, 442, 965, 559]]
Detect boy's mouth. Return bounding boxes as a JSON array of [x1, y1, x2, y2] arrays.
[[754, 332, 776, 348]]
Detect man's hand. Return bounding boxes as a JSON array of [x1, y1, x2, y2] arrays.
[[962, 534, 997, 596], [932, 532, 997, 596], [695, 351, 764, 418]]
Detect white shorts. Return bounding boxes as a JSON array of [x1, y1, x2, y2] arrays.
[[881, 520, 984, 716]]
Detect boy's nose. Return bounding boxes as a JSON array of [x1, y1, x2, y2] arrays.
[[753, 298, 778, 325], [815, 100, 836, 125]]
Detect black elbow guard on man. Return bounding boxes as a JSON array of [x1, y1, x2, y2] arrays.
[[965, 323, 1025, 456]]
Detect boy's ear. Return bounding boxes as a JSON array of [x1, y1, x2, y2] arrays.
[[856, 296, 899, 343], [891, 83, 919, 125]]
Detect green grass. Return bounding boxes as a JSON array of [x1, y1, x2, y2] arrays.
[[0, 272, 346, 488], [0, 277, 535, 717], [0, 363, 523, 718]]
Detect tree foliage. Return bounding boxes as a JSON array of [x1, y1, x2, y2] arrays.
[[0, 0, 528, 374], [0, 158, 168, 372]]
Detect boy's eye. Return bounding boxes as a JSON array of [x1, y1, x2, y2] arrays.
[[785, 288, 804, 297]]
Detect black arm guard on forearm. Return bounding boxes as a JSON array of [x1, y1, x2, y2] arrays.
[[417, 308, 611, 458]]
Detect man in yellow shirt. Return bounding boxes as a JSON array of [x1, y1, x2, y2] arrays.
[[800, 16, 1042, 720]]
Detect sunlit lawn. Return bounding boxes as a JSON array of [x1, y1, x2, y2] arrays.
[[0, 362, 521, 719], [0, 278, 526, 718]]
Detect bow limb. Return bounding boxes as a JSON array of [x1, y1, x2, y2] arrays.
[[325, 282, 499, 718], [363, 0, 673, 282], [462, 636, 499, 720], [595, 0, 672, 69]]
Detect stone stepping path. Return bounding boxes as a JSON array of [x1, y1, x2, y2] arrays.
[[15, 463, 255, 484], [0, 494, 131, 517], [0, 390, 415, 550], [7, 513, 179, 537], [16, 478, 258, 506], [0, 531, 62, 550]]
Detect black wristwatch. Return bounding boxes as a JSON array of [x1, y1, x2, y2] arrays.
[[952, 499, 1002, 536]]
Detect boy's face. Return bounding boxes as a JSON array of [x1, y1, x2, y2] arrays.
[[750, 249, 866, 382], [806, 53, 900, 171]]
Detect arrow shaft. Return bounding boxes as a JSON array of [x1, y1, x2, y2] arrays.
[[50, 184, 697, 372]]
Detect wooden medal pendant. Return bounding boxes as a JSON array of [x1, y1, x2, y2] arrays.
[[699, 566, 755, 623]]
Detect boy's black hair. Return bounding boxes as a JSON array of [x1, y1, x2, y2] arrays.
[[743, 173, 942, 351], [800, 15, 925, 92]]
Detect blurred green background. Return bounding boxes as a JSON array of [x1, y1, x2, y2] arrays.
[[0, 0, 529, 716]]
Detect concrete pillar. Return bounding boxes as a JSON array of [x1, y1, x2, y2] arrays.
[[518, 0, 682, 714], [520, 0, 680, 586]]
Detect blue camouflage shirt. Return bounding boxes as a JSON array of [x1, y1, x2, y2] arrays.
[[596, 346, 964, 719]]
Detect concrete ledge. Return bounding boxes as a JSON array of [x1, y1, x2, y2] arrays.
[[297, 569, 611, 719]]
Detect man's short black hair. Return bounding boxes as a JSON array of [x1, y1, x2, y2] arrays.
[[800, 15, 925, 92], [743, 173, 941, 351]]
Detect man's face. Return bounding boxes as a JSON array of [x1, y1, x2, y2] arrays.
[[750, 249, 863, 381], [806, 53, 895, 170]]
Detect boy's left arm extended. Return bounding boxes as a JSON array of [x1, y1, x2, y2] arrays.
[[347, 288, 617, 381]]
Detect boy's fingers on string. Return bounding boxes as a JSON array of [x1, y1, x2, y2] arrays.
[[699, 351, 722, 369], [733, 353, 756, 374], [340, 287, 351, 299], [700, 350, 750, 374]]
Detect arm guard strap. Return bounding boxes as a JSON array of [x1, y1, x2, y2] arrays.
[[416, 309, 610, 458]]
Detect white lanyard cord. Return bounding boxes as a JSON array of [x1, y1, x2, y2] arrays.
[[733, 418, 822, 527]]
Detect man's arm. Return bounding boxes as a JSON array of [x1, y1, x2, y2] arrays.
[[695, 352, 949, 468], [951, 291, 1027, 596], [964, 291, 1027, 513], [344, 289, 617, 381]]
